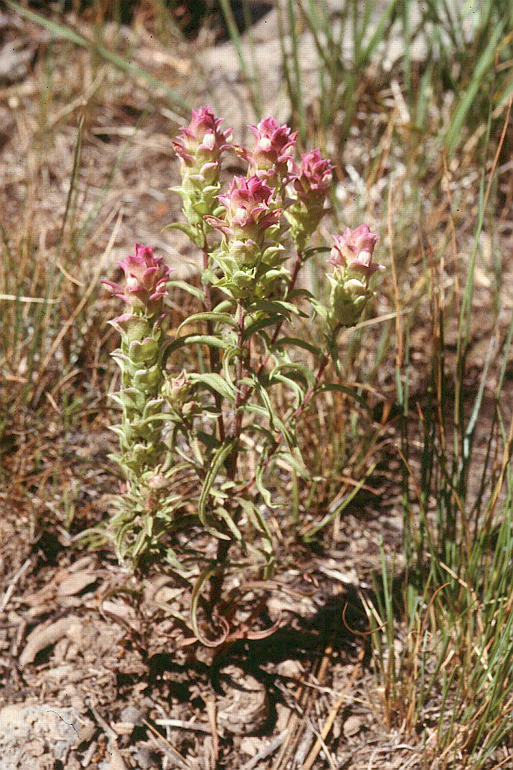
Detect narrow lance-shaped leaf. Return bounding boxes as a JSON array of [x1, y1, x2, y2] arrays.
[[188, 372, 236, 403], [177, 312, 238, 335], [198, 439, 236, 528]]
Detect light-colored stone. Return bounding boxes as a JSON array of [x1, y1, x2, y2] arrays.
[[0, 703, 88, 769]]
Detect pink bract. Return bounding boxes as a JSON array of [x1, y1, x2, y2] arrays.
[[328, 227, 383, 279], [206, 175, 282, 241], [102, 243, 173, 313], [292, 149, 333, 199], [172, 106, 232, 167], [246, 116, 297, 174]]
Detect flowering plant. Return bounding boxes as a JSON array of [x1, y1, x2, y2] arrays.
[[101, 107, 384, 647]]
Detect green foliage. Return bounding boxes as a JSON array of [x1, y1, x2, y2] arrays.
[[101, 109, 384, 643]]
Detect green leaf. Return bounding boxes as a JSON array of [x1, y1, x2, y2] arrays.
[[195, 430, 222, 452], [271, 361, 315, 388], [287, 288, 315, 301], [214, 506, 242, 541], [235, 497, 273, 541], [167, 280, 205, 302], [241, 406, 275, 441], [177, 312, 237, 335], [212, 298, 237, 313], [301, 246, 330, 260], [190, 563, 221, 647], [248, 299, 298, 319], [166, 334, 231, 356], [273, 450, 309, 479], [198, 440, 236, 527], [273, 336, 321, 356], [253, 379, 296, 447], [243, 399, 294, 447], [243, 315, 282, 340], [268, 372, 304, 407], [315, 383, 372, 412], [303, 471, 373, 541], [256, 464, 276, 510], [189, 372, 236, 403], [222, 345, 241, 386], [163, 222, 201, 242]]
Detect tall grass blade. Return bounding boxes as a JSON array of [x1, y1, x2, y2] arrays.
[[445, 21, 504, 154], [217, 0, 261, 118]]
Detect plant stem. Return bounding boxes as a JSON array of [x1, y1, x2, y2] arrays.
[[238, 346, 332, 497], [209, 299, 246, 610], [255, 250, 304, 377], [202, 241, 226, 442]]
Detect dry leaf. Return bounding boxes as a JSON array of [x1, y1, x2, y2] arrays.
[[57, 571, 98, 597], [343, 715, 362, 738], [19, 617, 82, 667]]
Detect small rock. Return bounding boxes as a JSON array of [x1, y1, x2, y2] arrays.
[[275, 659, 303, 679], [0, 42, 33, 83], [133, 743, 157, 769], [0, 704, 80, 765], [119, 706, 143, 726], [57, 571, 97, 597]]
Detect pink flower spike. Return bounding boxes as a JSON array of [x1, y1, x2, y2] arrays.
[[104, 243, 173, 315], [344, 225, 378, 257], [292, 149, 333, 198], [211, 175, 281, 242], [172, 106, 232, 167], [328, 226, 378, 266], [329, 227, 383, 281], [247, 116, 297, 174]]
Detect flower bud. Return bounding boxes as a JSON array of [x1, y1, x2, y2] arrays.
[[326, 227, 384, 328], [292, 149, 333, 202], [172, 105, 232, 186], [328, 226, 382, 282], [163, 370, 191, 412]]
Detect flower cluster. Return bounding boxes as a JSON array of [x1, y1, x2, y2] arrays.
[[205, 175, 282, 269], [286, 149, 334, 250], [171, 106, 232, 233], [328, 225, 380, 275], [242, 116, 297, 190], [102, 243, 173, 478], [325, 225, 384, 328], [102, 243, 172, 319], [172, 105, 231, 183]]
